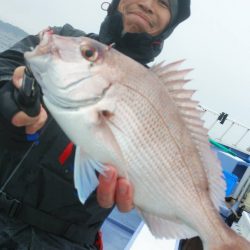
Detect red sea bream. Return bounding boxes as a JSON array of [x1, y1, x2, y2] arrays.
[[24, 31, 250, 250]]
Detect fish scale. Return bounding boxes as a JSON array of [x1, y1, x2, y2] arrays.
[[110, 84, 204, 217], [25, 34, 250, 250]]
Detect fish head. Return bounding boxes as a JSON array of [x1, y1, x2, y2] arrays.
[[25, 30, 127, 164], [24, 29, 120, 110]]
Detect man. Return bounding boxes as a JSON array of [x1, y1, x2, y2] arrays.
[[0, 0, 191, 249]]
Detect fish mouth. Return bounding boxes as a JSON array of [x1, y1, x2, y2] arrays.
[[37, 29, 54, 56], [24, 29, 54, 64], [59, 75, 92, 91], [44, 83, 112, 110]]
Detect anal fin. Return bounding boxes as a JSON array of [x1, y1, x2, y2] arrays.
[[138, 210, 198, 240]]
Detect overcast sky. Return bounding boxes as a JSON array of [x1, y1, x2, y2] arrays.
[[1, 0, 250, 149]]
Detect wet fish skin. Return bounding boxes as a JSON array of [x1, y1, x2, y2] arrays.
[[24, 32, 250, 250]]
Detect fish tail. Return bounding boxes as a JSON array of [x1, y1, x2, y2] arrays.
[[204, 228, 250, 250]]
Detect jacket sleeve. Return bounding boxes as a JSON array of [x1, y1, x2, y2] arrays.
[[0, 35, 40, 121]]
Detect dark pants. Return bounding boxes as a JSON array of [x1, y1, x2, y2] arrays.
[[0, 213, 97, 250], [178, 237, 203, 250]]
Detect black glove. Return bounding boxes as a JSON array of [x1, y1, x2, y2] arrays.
[[13, 66, 41, 117]]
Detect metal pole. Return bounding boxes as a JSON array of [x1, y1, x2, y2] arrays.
[[208, 119, 219, 131], [217, 122, 235, 141], [232, 167, 250, 200], [199, 105, 250, 152], [233, 129, 250, 147]]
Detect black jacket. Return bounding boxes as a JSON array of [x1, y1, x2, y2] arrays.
[[0, 24, 112, 248]]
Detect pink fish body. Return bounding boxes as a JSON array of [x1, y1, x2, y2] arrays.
[[25, 32, 250, 250]]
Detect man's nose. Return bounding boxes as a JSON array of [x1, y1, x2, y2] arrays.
[[138, 0, 155, 14]]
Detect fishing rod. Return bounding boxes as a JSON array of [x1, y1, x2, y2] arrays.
[[0, 65, 51, 191]]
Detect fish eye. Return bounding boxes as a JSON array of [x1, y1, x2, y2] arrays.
[[80, 46, 99, 62]]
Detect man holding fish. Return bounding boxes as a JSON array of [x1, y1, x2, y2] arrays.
[[0, 0, 220, 249]]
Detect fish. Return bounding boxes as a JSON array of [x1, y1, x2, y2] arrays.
[[24, 30, 250, 250]]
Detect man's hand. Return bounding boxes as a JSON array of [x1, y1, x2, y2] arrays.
[[11, 66, 48, 134], [97, 165, 134, 212]]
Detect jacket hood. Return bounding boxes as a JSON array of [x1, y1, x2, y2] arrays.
[[98, 0, 191, 64]]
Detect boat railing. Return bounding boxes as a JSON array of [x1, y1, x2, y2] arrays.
[[199, 105, 250, 154]]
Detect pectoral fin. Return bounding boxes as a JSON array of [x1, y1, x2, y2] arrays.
[[96, 108, 129, 179], [74, 146, 107, 203]]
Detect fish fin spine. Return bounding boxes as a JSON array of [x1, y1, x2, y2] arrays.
[[153, 60, 226, 210]]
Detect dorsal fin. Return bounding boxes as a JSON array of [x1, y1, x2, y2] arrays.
[[151, 61, 226, 210], [151, 59, 185, 75], [165, 79, 191, 92]]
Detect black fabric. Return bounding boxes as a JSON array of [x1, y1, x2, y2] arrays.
[[13, 67, 42, 117], [107, 0, 191, 39], [0, 81, 21, 121], [0, 213, 98, 250], [0, 117, 112, 247], [178, 237, 203, 250], [0, 24, 113, 248], [98, 0, 191, 64], [232, 164, 248, 181], [0, 41, 40, 124], [98, 11, 163, 65], [0, 111, 29, 151], [0, 50, 27, 81], [0, 190, 104, 246]]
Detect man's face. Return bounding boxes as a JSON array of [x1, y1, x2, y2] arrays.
[[118, 0, 171, 36]]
